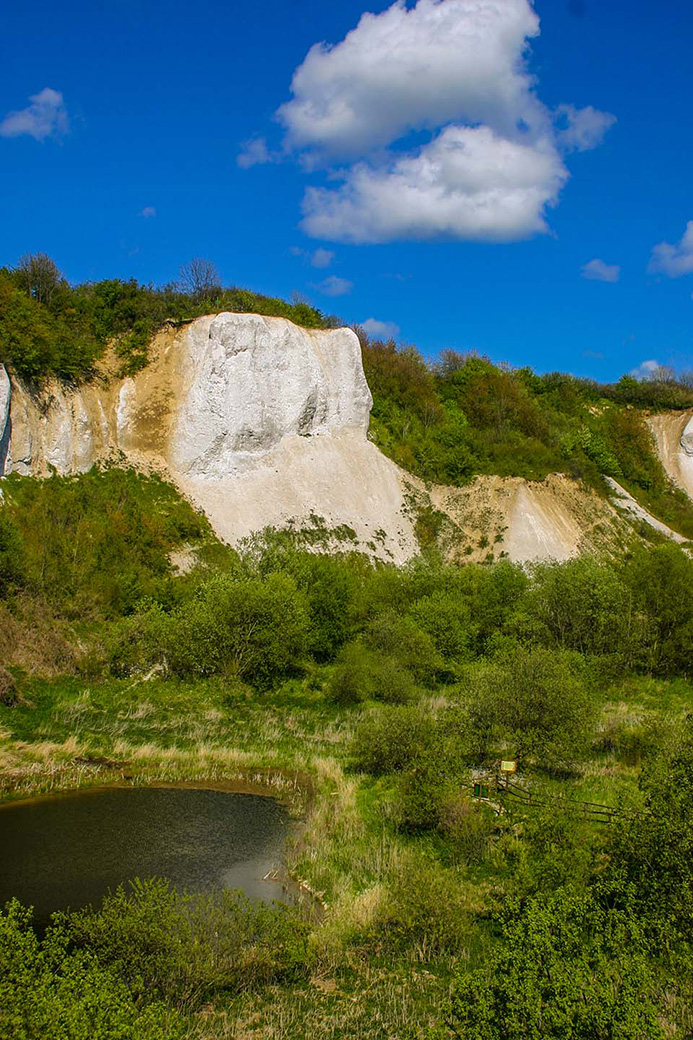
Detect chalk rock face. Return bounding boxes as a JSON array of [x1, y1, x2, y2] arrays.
[[0, 364, 10, 475], [2, 314, 418, 561], [168, 314, 372, 477], [682, 415, 693, 456]]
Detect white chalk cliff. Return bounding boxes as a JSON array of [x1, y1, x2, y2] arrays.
[[0, 313, 687, 563], [0, 314, 418, 561]]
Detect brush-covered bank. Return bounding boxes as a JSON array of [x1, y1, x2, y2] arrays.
[[3, 469, 693, 1038]]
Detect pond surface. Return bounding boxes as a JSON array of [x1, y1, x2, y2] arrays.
[[0, 786, 291, 927]]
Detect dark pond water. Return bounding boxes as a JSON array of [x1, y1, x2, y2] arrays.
[[0, 786, 291, 928]]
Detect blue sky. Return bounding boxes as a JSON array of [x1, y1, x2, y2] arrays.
[[1, 0, 692, 380]]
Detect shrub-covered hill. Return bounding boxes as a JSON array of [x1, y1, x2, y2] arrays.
[[359, 333, 693, 539], [0, 255, 332, 382], [2, 253, 693, 540]]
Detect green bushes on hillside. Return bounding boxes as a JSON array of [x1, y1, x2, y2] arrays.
[[360, 331, 693, 536], [0, 258, 330, 382]]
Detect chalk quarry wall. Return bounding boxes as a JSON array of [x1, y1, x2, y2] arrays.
[[0, 312, 686, 563], [0, 314, 418, 561]]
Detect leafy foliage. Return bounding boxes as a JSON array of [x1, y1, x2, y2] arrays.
[[0, 259, 330, 382]]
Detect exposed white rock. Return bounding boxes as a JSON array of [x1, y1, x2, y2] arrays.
[[3, 314, 415, 560], [604, 476, 687, 543], [0, 364, 10, 476], [647, 411, 693, 503], [6, 314, 684, 563], [168, 315, 372, 477], [682, 415, 693, 456]]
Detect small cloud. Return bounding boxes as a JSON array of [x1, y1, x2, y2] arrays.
[[237, 136, 272, 168], [581, 349, 604, 359], [139, 206, 156, 219], [310, 248, 334, 269], [361, 317, 400, 340], [0, 87, 69, 141], [581, 258, 620, 283], [313, 275, 353, 297], [555, 104, 616, 153], [649, 220, 693, 278], [290, 245, 335, 268], [630, 359, 661, 379]]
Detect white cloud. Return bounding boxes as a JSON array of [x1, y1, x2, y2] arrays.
[[290, 246, 335, 267], [0, 87, 69, 141], [649, 221, 693, 278], [581, 258, 620, 283], [278, 0, 543, 158], [302, 125, 566, 243], [272, 0, 614, 244], [139, 206, 157, 219], [630, 359, 662, 379], [313, 275, 353, 296], [237, 136, 272, 168], [361, 317, 400, 340], [310, 247, 334, 268], [555, 104, 616, 153]]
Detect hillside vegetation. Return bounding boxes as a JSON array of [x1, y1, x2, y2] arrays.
[[0, 254, 331, 382], [2, 469, 693, 1037], [360, 332, 693, 538]]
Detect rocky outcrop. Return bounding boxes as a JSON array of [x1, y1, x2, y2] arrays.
[[647, 411, 693, 503], [0, 364, 10, 476], [1, 314, 418, 561], [2, 316, 688, 563], [682, 415, 693, 456]]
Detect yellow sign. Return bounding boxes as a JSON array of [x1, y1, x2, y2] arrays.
[[500, 760, 517, 773]]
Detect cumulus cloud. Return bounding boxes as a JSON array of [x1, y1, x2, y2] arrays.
[[270, 0, 615, 244], [581, 258, 620, 283], [360, 317, 401, 340], [313, 275, 353, 296], [139, 206, 157, 219], [237, 136, 272, 168], [303, 124, 566, 243], [649, 221, 693, 278], [555, 104, 616, 153], [0, 87, 69, 141], [278, 0, 544, 158]]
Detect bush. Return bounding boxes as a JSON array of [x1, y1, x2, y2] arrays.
[[467, 645, 596, 769], [381, 852, 471, 956], [351, 705, 435, 775], [362, 611, 442, 682], [0, 509, 25, 596], [110, 571, 310, 688], [60, 877, 310, 1011], [437, 794, 496, 865], [328, 641, 417, 706], [0, 665, 17, 705], [0, 899, 181, 1040], [447, 889, 665, 1040]]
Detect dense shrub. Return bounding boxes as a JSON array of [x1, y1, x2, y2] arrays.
[[61, 878, 310, 1011], [362, 610, 442, 682], [111, 572, 310, 688], [448, 890, 665, 1040], [0, 510, 25, 596], [0, 261, 329, 383], [328, 641, 417, 705], [466, 645, 596, 769], [0, 899, 181, 1040], [350, 705, 435, 775]]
